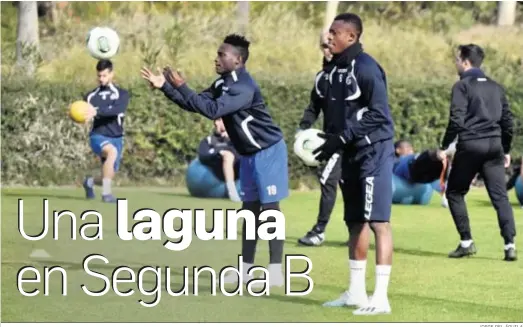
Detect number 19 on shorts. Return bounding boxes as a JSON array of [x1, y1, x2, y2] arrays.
[[266, 185, 277, 196]]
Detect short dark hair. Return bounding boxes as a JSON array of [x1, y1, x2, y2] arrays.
[[334, 13, 363, 39], [394, 139, 411, 149], [458, 44, 485, 67], [96, 59, 113, 72], [223, 34, 250, 63]]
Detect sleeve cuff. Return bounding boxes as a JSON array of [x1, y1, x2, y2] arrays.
[[175, 83, 193, 98], [160, 81, 171, 92]]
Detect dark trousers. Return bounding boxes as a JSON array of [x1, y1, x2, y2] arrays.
[[313, 152, 343, 232], [446, 137, 516, 244]]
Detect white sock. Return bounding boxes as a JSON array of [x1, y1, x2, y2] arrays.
[[86, 177, 94, 188], [268, 263, 283, 277], [226, 181, 241, 201], [504, 243, 516, 250], [102, 178, 112, 196], [372, 265, 391, 300], [242, 262, 253, 278], [348, 260, 367, 297], [460, 240, 473, 248]]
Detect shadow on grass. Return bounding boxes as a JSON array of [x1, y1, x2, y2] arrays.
[[470, 197, 522, 208], [285, 235, 499, 261]]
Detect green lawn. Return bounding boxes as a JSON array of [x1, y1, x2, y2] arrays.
[[2, 186, 522, 322]]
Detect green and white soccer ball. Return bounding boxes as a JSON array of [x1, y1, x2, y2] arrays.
[[86, 27, 120, 60], [293, 128, 325, 167]]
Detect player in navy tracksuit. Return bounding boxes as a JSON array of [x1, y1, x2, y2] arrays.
[[141, 34, 289, 287], [313, 13, 395, 315], [393, 139, 451, 186], [82, 59, 130, 203], [297, 33, 346, 246]]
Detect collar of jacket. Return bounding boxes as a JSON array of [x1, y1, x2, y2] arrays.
[[330, 41, 363, 69], [222, 66, 246, 82], [322, 56, 336, 73], [459, 67, 485, 80]]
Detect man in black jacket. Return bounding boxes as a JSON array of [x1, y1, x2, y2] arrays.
[[198, 118, 241, 202], [438, 44, 516, 261], [297, 32, 343, 246]]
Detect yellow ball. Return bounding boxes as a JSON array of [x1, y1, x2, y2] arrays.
[[69, 101, 90, 123]]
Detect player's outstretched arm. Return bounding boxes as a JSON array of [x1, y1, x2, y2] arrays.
[[171, 82, 254, 120], [94, 90, 130, 117], [440, 82, 467, 150], [342, 65, 390, 142], [160, 80, 215, 112], [159, 80, 193, 109]]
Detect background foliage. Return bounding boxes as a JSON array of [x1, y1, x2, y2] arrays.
[[2, 2, 522, 187]]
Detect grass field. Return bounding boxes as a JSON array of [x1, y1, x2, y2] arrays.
[[2, 186, 522, 322]]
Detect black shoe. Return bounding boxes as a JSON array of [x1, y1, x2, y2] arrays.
[[504, 248, 517, 261], [298, 229, 325, 246], [448, 242, 477, 258]]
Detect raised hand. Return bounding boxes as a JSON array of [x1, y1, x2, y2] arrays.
[[85, 103, 97, 122], [140, 67, 166, 89], [164, 67, 186, 88]]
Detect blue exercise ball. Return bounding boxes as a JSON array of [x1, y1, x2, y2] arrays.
[[392, 174, 434, 205], [515, 175, 523, 206], [431, 179, 443, 193], [186, 159, 241, 199]]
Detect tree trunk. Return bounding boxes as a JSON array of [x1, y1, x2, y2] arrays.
[[323, 1, 339, 33], [497, 1, 517, 26], [16, 1, 40, 76], [237, 1, 249, 35]]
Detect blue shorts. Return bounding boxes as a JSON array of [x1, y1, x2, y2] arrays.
[[393, 154, 416, 181], [341, 139, 395, 223], [240, 139, 289, 204], [89, 134, 124, 171]]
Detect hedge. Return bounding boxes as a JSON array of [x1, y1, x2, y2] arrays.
[[2, 77, 522, 187]]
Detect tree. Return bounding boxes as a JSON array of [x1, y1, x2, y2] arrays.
[[236, 1, 249, 35], [497, 1, 517, 26], [16, 1, 40, 76], [323, 1, 339, 34]]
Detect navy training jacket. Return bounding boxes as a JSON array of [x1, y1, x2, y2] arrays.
[[160, 67, 284, 156]]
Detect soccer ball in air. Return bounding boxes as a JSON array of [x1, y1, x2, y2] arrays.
[[86, 27, 120, 60], [68, 101, 90, 124], [293, 129, 325, 167]]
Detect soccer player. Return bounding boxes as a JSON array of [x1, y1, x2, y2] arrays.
[[198, 118, 242, 202], [394, 139, 454, 207], [394, 139, 452, 187], [439, 44, 516, 261], [141, 34, 289, 286], [82, 59, 130, 203], [312, 13, 395, 315], [297, 32, 343, 246]]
